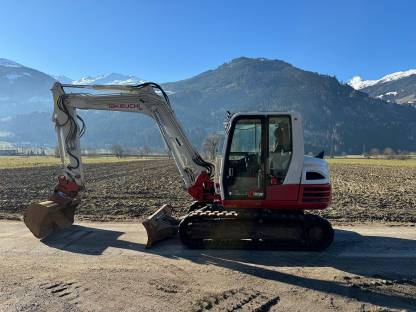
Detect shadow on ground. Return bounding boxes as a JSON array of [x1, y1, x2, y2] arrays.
[[42, 225, 416, 310]]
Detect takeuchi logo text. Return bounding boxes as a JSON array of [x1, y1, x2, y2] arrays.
[[108, 103, 142, 109]]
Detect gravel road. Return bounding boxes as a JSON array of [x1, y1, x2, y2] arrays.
[[1, 221, 415, 311]]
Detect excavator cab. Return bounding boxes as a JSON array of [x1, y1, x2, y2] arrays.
[[221, 113, 300, 206]]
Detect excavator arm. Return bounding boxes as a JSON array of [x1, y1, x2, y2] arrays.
[[24, 82, 216, 243], [52, 82, 214, 197]]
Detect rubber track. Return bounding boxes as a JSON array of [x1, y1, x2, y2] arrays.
[[179, 209, 334, 251]]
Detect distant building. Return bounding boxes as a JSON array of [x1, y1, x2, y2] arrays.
[[0, 149, 18, 156]]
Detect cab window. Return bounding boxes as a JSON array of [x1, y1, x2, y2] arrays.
[[225, 118, 264, 199], [268, 116, 292, 184]]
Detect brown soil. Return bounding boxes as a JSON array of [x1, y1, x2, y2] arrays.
[[321, 164, 416, 223], [0, 159, 415, 223], [0, 160, 191, 221]]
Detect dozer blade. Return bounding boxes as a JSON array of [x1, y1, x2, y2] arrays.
[[142, 204, 180, 248], [23, 200, 79, 239]]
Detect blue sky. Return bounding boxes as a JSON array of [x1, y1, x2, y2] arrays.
[[0, 0, 415, 82]]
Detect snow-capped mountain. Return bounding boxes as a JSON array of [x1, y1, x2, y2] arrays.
[[0, 57, 145, 117], [0, 58, 22, 68], [52, 75, 73, 84], [1, 57, 416, 153], [349, 69, 416, 90], [348, 69, 416, 106], [0, 58, 55, 117], [72, 73, 144, 85]]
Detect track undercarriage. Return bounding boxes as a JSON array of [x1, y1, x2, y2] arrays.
[[178, 205, 334, 251], [25, 199, 334, 251]]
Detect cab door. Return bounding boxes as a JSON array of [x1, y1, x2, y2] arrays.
[[266, 115, 299, 201], [223, 116, 266, 200]]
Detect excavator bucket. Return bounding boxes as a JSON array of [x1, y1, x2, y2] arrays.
[[23, 200, 79, 239], [142, 204, 180, 248]]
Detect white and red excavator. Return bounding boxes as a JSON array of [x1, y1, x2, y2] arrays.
[[24, 81, 334, 250]]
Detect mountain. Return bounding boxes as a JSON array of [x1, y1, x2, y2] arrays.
[[1, 57, 416, 153], [0, 58, 145, 117], [52, 73, 144, 85], [163, 57, 416, 153], [0, 58, 55, 116], [52, 75, 73, 84], [348, 69, 416, 106], [0, 60, 152, 147], [72, 73, 144, 85]]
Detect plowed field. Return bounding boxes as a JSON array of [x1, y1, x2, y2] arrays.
[[0, 158, 415, 223]]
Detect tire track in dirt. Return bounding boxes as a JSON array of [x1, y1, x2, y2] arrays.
[[191, 288, 279, 312], [39, 280, 90, 305]]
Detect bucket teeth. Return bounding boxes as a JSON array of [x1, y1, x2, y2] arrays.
[[142, 204, 180, 248], [24, 200, 79, 239]]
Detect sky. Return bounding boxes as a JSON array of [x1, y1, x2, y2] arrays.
[[0, 0, 415, 83]]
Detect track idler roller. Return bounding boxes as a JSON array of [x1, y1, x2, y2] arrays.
[[305, 216, 334, 251], [23, 199, 79, 239]]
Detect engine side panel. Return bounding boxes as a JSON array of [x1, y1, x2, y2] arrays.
[[221, 183, 331, 210]]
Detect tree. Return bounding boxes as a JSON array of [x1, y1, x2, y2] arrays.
[[111, 144, 124, 158], [362, 144, 366, 156], [383, 147, 395, 159], [164, 146, 171, 159], [369, 148, 380, 157], [141, 145, 151, 156], [202, 134, 220, 160], [328, 124, 342, 157], [396, 150, 411, 160], [54, 146, 61, 158]]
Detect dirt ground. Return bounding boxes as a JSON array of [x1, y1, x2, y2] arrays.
[[0, 159, 415, 223], [0, 159, 191, 221], [321, 163, 416, 223], [1, 221, 415, 312], [1, 159, 415, 311]]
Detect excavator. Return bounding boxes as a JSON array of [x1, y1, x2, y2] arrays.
[[24, 81, 334, 250]]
